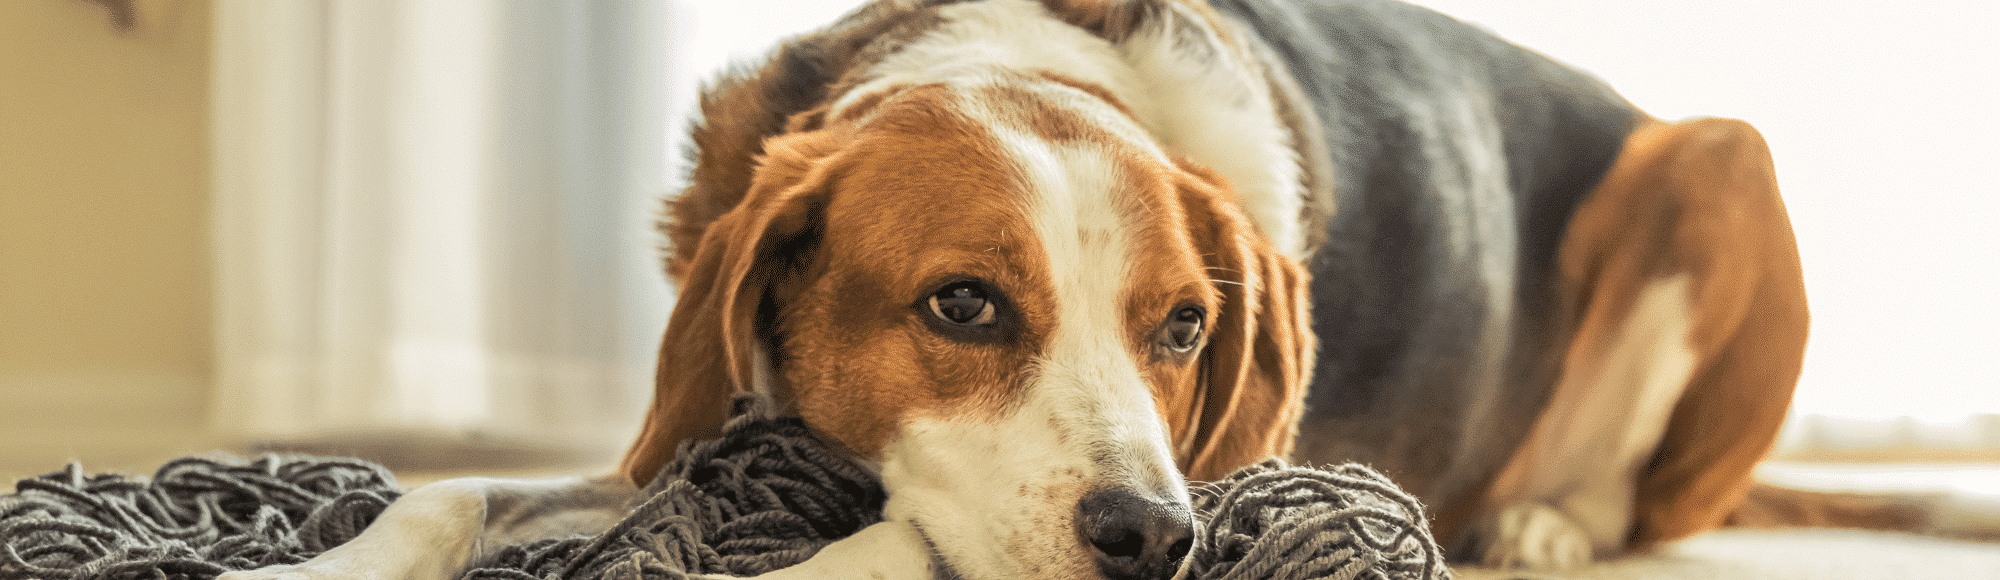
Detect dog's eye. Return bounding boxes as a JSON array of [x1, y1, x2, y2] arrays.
[[929, 282, 996, 326], [1162, 305, 1205, 352]]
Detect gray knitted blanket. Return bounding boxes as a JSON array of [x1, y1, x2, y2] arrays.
[[1, 413, 1450, 580]]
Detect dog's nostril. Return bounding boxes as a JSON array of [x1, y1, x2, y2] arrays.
[[1091, 527, 1146, 559], [1078, 488, 1195, 580]]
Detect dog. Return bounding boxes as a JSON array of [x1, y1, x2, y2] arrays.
[[219, 0, 1812, 578]]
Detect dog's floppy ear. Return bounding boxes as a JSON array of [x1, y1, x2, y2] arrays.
[[620, 131, 842, 486], [1171, 162, 1316, 481]]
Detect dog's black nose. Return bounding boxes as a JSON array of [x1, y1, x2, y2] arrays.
[[1077, 487, 1195, 580]]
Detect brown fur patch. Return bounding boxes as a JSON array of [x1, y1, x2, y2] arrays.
[[775, 85, 1057, 458]]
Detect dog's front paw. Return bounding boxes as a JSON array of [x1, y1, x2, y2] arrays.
[[1477, 502, 1593, 571]]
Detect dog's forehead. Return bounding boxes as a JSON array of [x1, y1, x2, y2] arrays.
[[819, 86, 1036, 274], [821, 79, 1181, 283]]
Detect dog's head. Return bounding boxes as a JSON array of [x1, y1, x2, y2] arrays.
[[622, 2, 1313, 579]]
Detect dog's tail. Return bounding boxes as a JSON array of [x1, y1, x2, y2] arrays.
[[1727, 482, 2000, 541]]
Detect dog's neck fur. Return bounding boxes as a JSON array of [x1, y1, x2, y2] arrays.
[[828, 0, 1308, 256]]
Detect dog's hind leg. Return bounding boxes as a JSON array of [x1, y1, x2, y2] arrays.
[[1615, 119, 1807, 551], [218, 475, 637, 580], [1473, 118, 1805, 569]]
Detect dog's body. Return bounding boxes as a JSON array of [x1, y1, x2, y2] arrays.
[[1218, 0, 1807, 565], [221, 1, 1810, 579]]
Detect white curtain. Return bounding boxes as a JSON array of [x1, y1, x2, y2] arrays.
[[209, 1, 672, 450]]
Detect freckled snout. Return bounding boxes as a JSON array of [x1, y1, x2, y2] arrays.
[[1077, 487, 1195, 580]]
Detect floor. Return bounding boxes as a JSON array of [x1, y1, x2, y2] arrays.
[[1455, 528, 2000, 580]]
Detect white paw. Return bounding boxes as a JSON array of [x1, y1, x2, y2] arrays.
[[1481, 502, 1593, 571]]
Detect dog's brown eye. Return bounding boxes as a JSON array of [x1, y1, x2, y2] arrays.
[[1163, 305, 1204, 352], [929, 282, 996, 326]]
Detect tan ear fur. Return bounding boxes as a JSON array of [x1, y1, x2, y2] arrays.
[[620, 131, 843, 486], [1172, 162, 1316, 482]]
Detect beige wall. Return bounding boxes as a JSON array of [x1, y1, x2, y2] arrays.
[[1, 0, 214, 477]]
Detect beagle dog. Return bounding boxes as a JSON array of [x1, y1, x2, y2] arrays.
[[219, 0, 1809, 579]]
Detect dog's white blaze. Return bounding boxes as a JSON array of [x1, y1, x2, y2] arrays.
[[1014, 132, 1183, 490]]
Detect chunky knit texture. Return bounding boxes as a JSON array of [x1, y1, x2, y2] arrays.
[[3, 412, 1448, 580]]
